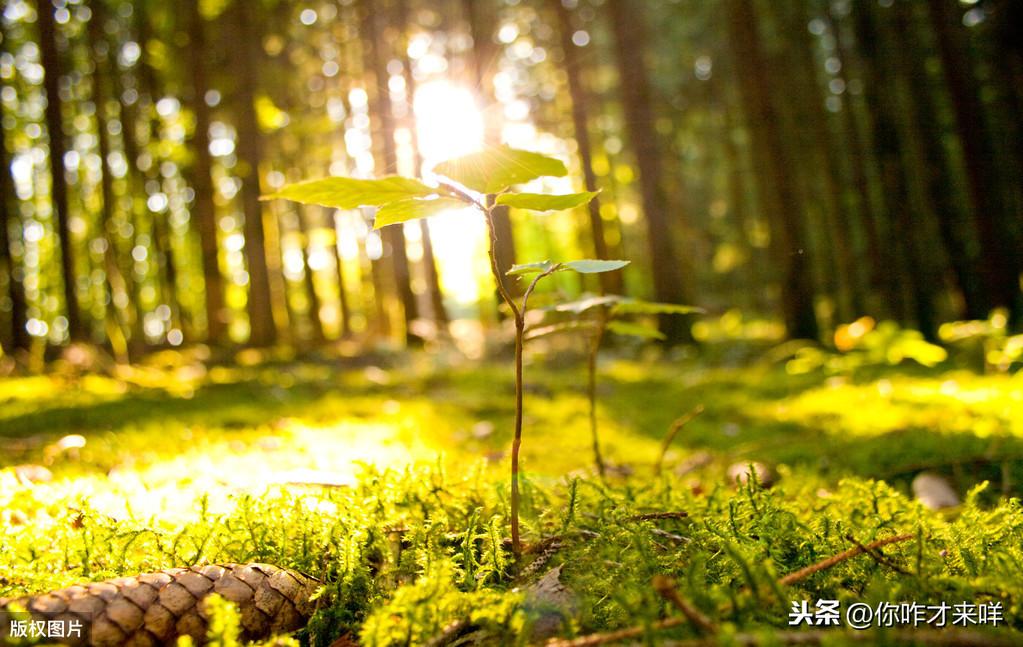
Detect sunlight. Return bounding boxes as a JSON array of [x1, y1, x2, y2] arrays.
[[412, 81, 489, 306]]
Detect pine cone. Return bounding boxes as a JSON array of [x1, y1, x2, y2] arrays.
[[0, 563, 321, 646]]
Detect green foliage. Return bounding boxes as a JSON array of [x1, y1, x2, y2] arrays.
[[373, 197, 467, 228], [431, 145, 568, 194], [495, 191, 599, 212], [3, 358, 1023, 644], [261, 176, 438, 209], [506, 259, 630, 276], [606, 320, 664, 340]]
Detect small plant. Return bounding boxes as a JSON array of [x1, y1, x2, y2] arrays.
[[530, 295, 700, 477], [264, 145, 627, 558]]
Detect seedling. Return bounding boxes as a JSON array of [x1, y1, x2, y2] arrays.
[[530, 295, 701, 477], [264, 145, 627, 558]]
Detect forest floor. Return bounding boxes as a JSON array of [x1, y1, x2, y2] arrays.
[[1, 343, 1022, 645]]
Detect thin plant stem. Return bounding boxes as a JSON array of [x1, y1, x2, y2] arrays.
[[588, 309, 608, 478]]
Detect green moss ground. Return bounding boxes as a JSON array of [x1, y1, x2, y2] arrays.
[[1, 347, 1022, 645]]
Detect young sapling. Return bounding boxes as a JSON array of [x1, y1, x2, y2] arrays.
[[264, 145, 627, 558]]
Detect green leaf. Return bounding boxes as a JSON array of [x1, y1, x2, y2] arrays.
[[551, 295, 623, 314], [561, 259, 630, 274], [525, 320, 597, 340], [606, 320, 666, 340], [433, 146, 568, 194], [506, 261, 556, 276], [263, 176, 439, 209], [374, 197, 467, 229], [507, 259, 629, 277], [495, 191, 598, 212], [611, 299, 704, 316]]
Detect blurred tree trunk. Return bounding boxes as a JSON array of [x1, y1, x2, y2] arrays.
[[397, 0, 448, 328], [86, 0, 130, 361], [607, 0, 694, 343], [927, 0, 1023, 321], [853, 1, 938, 337], [893, 2, 986, 320], [0, 36, 28, 352], [135, 7, 185, 340], [787, 1, 863, 321], [464, 0, 520, 302], [296, 207, 326, 344], [552, 0, 621, 296], [34, 0, 83, 340], [186, 0, 227, 344], [725, 0, 818, 340], [229, 0, 276, 347], [366, 0, 420, 345], [826, 9, 896, 319]]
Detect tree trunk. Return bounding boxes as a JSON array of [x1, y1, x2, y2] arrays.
[[0, 35, 28, 352], [607, 0, 694, 343], [365, 0, 420, 345], [186, 0, 227, 343], [463, 0, 519, 301], [86, 0, 131, 361], [725, 0, 818, 340], [230, 1, 276, 346], [787, 1, 863, 320], [34, 0, 82, 340], [397, 0, 449, 328], [927, 0, 1023, 320], [552, 0, 621, 296], [893, 2, 986, 320], [853, 1, 939, 337], [826, 8, 897, 320], [296, 206, 326, 344]]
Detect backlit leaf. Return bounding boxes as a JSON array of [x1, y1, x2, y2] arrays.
[[606, 320, 666, 340], [263, 176, 439, 209], [507, 261, 556, 276], [374, 197, 468, 229], [495, 191, 598, 212], [611, 299, 704, 316], [561, 259, 630, 274], [433, 146, 568, 194]]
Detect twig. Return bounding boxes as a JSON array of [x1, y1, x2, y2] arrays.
[[844, 533, 911, 576], [776, 533, 914, 587], [654, 406, 705, 475], [652, 576, 716, 635], [624, 511, 689, 522], [545, 618, 683, 646]]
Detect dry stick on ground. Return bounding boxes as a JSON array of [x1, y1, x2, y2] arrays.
[[624, 511, 689, 522], [652, 576, 716, 635], [654, 405, 705, 475], [844, 533, 912, 576], [776, 533, 914, 586]]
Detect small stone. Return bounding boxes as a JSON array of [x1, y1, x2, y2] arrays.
[[523, 566, 578, 642], [912, 472, 960, 510], [471, 421, 495, 439], [727, 461, 775, 488], [13, 464, 52, 484]]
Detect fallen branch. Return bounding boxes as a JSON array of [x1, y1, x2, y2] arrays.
[[777, 533, 914, 587], [624, 511, 689, 522], [654, 406, 705, 475], [545, 618, 683, 646], [844, 534, 911, 576], [652, 576, 716, 635]]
